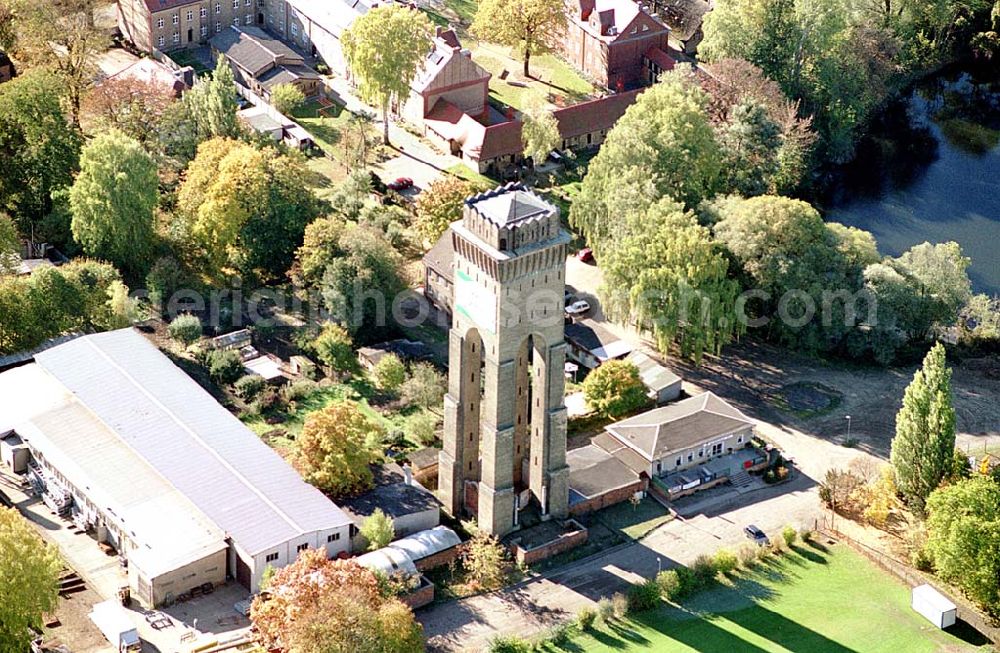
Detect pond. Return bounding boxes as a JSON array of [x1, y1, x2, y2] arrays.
[[823, 64, 1000, 294]]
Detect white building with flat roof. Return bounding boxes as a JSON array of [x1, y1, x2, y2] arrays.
[[0, 329, 353, 604]]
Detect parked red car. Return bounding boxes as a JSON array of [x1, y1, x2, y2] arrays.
[[388, 177, 414, 191], [577, 247, 594, 263]]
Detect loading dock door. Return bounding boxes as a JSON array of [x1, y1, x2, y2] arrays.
[[236, 555, 251, 590]]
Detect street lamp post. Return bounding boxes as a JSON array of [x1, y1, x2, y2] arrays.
[[845, 415, 852, 441]]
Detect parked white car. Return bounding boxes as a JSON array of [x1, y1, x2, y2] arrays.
[[565, 300, 591, 316]]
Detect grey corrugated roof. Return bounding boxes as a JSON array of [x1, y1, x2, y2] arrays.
[[626, 350, 681, 392], [211, 26, 304, 77], [34, 329, 353, 556], [606, 392, 754, 461], [567, 444, 640, 499]]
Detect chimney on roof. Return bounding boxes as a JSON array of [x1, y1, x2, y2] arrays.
[[460, 48, 471, 58], [178, 65, 195, 89], [435, 25, 443, 36], [402, 464, 413, 486]]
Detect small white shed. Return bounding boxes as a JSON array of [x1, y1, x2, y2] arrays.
[[912, 583, 957, 629]]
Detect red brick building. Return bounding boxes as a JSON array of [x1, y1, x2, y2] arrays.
[[563, 0, 671, 90]]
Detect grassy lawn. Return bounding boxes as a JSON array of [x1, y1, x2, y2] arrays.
[[471, 43, 597, 112], [292, 100, 351, 156], [547, 544, 988, 652], [166, 48, 210, 75], [445, 163, 496, 188]]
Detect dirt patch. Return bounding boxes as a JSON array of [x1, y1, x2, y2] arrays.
[[774, 382, 843, 416], [669, 339, 1000, 459], [42, 585, 110, 653]]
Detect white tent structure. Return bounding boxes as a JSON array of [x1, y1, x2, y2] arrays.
[[388, 525, 462, 565], [355, 546, 418, 578], [912, 584, 957, 629]]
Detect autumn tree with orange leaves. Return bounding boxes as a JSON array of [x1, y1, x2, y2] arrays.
[[250, 549, 423, 653]]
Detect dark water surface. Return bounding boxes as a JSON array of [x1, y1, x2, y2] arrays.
[[824, 65, 1000, 294]]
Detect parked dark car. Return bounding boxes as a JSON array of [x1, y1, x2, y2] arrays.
[[744, 524, 770, 546]]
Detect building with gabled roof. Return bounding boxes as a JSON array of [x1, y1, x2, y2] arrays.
[[0, 329, 352, 600], [563, 0, 670, 89], [604, 391, 755, 477], [211, 25, 319, 100]]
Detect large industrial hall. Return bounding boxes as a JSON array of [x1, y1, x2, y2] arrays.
[[0, 328, 353, 607]]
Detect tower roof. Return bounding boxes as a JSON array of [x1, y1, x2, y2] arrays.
[[465, 183, 556, 227]]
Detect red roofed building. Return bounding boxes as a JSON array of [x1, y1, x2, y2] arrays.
[[423, 99, 523, 175], [552, 88, 641, 150], [403, 27, 491, 127], [563, 0, 670, 90]]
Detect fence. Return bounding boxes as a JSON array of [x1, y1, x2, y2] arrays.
[[817, 521, 999, 648]]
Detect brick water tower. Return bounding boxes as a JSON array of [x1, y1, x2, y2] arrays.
[[438, 183, 570, 536]]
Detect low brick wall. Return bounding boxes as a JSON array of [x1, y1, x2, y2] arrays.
[[401, 576, 435, 610], [512, 520, 588, 566], [569, 478, 647, 517], [413, 544, 460, 572]]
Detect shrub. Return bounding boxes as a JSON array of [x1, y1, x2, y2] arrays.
[[207, 349, 244, 385], [168, 314, 202, 346], [546, 623, 571, 646], [770, 538, 786, 555], [372, 352, 406, 392], [576, 606, 597, 630], [282, 378, 319, 403], [488, 635, 532, 653], [782, 525, 798, 547], [611, 592, 629, 619], [627, 579, 661, 612], [911, 546, 934, 572], [234, 374, 266, 401], [675, 565, 700, 594], [713, 549, 738, 575], [756, 544, 772, 562], [737, 543, 759, 568], [312, 323, 358, 377], [596, 597, 615, 623], [253, 386, 284, 414], [408, 410, 439, 447], [799, 528, 814, 543], [692, 554, 716, 583], [655, 569, 682, 601]]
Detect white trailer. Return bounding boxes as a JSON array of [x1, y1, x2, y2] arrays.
[[89, 600, 142, 653], [912, 583, 957, 629]]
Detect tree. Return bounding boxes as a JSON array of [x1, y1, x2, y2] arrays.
[[0, 213, 18, 275], [718, 100, 783, 197], [297, 401, 380, 497], [8, 0, 108, 125], [582, 360, 649, 418], [184, 55, 241, 142], [571, 72, 721, 245], [84, 76, 177, 145], [319, 223, 405, 339], [599, 200, 743, 362], [270, 82, 306, 115], [414, 177, 474, 244], [251, 550, 423, 653], [168, 314, 202, 346], [373, 353, 406, 392], [925, 475, 1000, 618], [176, 138, 323, 280], [890, 342, 956, 515], [312, 322, 359, 377], [400, 362, 446, 411], [342, 4, 433, 145], [472, 0, 567, 77], [0, 507, 62, 653], [0, 259, 128, 355], [0, 70, 81, 228], [895, 241, 972, 328], [711, 195, 857, 350], [521, 91, 560, 164], [70, 130, 158, 280], [339, 111, 377, 172], [461, 528, 510, 591], [361, 508, 396, 551], [292, 215, 349, 288]]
